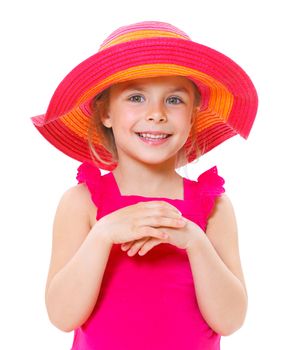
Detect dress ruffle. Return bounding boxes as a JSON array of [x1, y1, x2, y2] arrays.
[[196, 166, 225, 218], [76, 162, 102, 207]]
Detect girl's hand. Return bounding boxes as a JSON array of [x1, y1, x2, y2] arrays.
[[121, 217, 203, 256], [96, 201, 186, 245]]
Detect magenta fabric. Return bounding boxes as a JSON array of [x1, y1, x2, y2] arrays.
[[71, 161, 225, 350]]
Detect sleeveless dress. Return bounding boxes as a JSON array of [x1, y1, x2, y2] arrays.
[[71, 161, 225, 350]]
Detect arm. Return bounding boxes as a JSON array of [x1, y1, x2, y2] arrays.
[[45, 184, 113, 332], [186, 194, 248, 336]]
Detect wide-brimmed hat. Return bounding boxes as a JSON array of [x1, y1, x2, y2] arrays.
[[31, 21, 258, 170]]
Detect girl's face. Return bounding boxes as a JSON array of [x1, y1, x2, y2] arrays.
[[103, 75, 197, 168]]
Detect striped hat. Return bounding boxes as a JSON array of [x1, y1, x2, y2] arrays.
[[31, 21, 258, 170]]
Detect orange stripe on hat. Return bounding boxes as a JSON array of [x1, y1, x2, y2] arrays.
[[99, 30, 190, 51]]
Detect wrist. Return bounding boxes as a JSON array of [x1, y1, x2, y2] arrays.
[[185, 230, 207, 255], [90, 220, 113, 248]]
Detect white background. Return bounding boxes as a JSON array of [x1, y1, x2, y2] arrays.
[[1, 0, 292, 349]]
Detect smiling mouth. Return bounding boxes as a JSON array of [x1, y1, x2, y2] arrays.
[[135, 132, 172, 140]]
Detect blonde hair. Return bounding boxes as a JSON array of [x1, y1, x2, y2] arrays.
[[87, 80, 202, 170]]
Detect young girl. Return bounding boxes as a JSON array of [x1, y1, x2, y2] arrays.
[[31, 21, 258, 350]]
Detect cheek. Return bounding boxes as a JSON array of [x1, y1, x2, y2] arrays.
[[174, 114, 192, 136], [110, 106, 138, 129], [112, 117, 139, 141]]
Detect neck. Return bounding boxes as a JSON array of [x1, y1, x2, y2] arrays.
[[112, 159, 181, 197]]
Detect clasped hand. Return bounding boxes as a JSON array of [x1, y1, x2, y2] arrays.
[[98, 200, 203, 257], [121, 216, 199, 256]]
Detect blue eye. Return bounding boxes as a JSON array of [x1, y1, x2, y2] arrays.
[[129, 95, 144, 103], [168, 96, 183, 104]]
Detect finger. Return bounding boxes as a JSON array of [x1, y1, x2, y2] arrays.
[[138, 238, 161, 256], [127, 238, 149, 256], [146, 216, 186, 229], [129, 236, 164, 256], [121, 242, 133, 251], [138, 226, 169, 240], [143, 201, 182, 216], [121, 237, 148, 251], [136, 209, 185, 229]]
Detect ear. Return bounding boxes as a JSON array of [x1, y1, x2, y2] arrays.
[[101, 114, 112, 128]]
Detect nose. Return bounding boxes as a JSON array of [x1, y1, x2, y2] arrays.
[[146, 100, 167, 122]]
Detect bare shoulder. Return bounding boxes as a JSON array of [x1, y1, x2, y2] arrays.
[[206, 194, 247, 295], [54, 182, 99, 234], [62, 183, 99, 228], [206, 193, 236, 235], [45, 183, 97, 295], [60, 183, 92, 216]]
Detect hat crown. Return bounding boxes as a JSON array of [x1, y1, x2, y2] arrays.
[[99, 21, 191, 51]]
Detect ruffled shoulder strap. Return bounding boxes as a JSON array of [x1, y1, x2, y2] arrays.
[[76, 161, 102, 208], [196, 166, 225, 218]]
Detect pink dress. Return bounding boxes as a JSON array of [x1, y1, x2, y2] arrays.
[[71, 161, 225, 350]]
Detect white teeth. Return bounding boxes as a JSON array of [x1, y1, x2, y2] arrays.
[[138, 133, 169, 139]]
